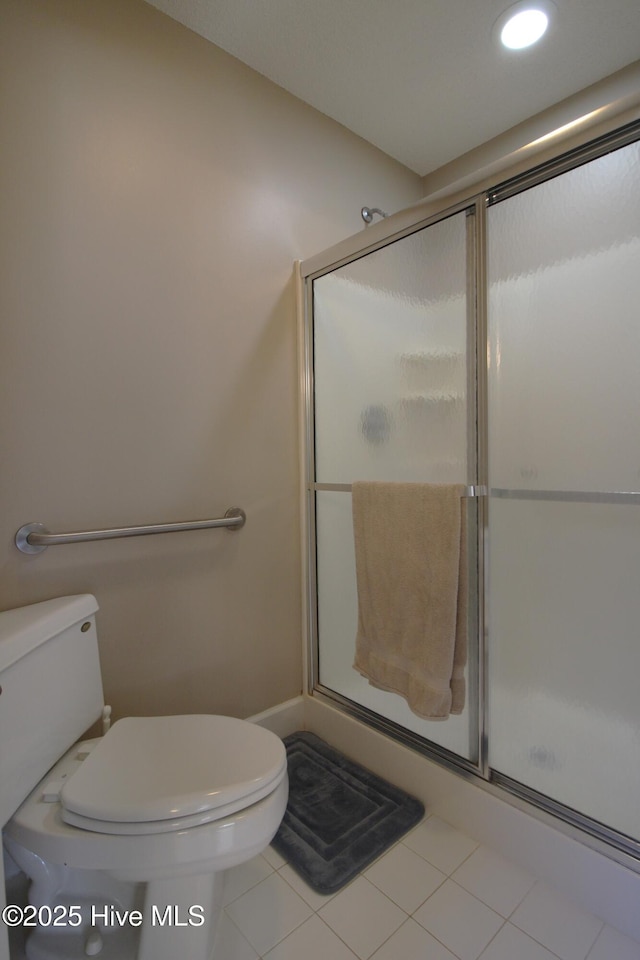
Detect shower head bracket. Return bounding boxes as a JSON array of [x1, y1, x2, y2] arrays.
[[361, 206, 389, 224]]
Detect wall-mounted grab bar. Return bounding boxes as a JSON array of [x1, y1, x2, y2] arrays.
[[15, 508, 246, 555]]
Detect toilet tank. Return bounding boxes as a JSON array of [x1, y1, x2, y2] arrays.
[[0, 595, 104, 827]]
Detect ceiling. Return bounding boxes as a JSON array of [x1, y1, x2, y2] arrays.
[[144, 0, 640, 176]]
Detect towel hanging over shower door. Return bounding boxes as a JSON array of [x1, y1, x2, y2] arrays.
[[352, 481, 468, 720]]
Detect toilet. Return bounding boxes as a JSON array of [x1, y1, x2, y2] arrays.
[[0, 595, 288, 960]]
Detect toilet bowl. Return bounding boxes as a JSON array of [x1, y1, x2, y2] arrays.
[[0, 596, 289, 960]]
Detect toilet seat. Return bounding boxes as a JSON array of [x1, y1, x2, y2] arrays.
[[59, 715, 287, 835]]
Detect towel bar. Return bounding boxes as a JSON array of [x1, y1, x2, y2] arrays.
[[15, 508, 246, 555], [491, 488, 640, 505], [312, 484, 640, 505], [311, 483, 486, 496]]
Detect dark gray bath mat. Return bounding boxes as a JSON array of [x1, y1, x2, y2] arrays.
[[272, 731, 424, 894]]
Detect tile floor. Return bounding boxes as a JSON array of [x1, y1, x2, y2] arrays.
[[217, 815, 640, 960]]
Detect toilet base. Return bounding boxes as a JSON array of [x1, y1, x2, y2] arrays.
[[138, 872, 223, 960], [24, 923, 140, 960], [9, 861, 224, 960]]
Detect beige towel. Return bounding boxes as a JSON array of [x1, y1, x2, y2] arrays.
[[352, 481, 467, 720]]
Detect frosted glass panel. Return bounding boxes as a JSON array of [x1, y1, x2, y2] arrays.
[[489, 500, 640, 838], [314, 214, 468, 484], [312, 212, 474, 762], [488, 140, 640, 492], [488, 138, 640, 840]]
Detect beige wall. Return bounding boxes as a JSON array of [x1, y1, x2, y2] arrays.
[[0, 0, 421, 720]]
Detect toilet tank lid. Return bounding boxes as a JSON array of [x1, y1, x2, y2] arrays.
[[0, 595, 99, 673]]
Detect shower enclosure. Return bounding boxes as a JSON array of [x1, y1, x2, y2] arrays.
[[300, 121, 640, 862]]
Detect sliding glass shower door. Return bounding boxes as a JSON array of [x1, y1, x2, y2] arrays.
[[311, 208, 479, 763], [303, 121, 640, 857], [487, 138, 640, 841]]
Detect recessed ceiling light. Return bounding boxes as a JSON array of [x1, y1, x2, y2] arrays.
[[494, 1, 555, 51]]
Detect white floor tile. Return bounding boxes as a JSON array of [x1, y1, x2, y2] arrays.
[[403, 816, 479, 875], [214, 913, 260, 960], [263, 914, 360, 960], [511, 882, 603, 960], [413, 879, 504, 960], [225, 872, 313, 956], [370, 918, 459, 960], [318, 876, 407, 959], [364, 841, 446, 913], [479, 922, 560, 960], [223, 855, 274, 906], [587, 925, 640, 960], [279, 863, 338, 911], [262, 844, 287, 870], [452, 845, 536, 917]]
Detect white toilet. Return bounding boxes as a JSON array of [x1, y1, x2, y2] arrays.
[[0, 595, 288, 960]]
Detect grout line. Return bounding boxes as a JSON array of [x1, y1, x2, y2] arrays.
[[314, 912, 361, 959], [508, 906, 603, 960], [276, 860, 340, 909], [221, 909, 262, 960], [474, 921, 508, 960], [366, 916, 413, 960], [503, 872, 537, 921], [584, 920, 606, 959], [409, 916, 469, 960]]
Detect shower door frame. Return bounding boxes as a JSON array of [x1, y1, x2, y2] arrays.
[[302, 196, 488, 780], [299, 116, 640, 870]]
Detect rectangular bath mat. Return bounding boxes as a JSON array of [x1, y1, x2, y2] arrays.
[[272, 731, 424, 894]]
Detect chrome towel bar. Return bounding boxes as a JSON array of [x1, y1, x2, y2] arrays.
[[491, 488, 640, 505], [310, 483, 486, 497], [15, 508, 246, 555], [312, 483, 640, 505]]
